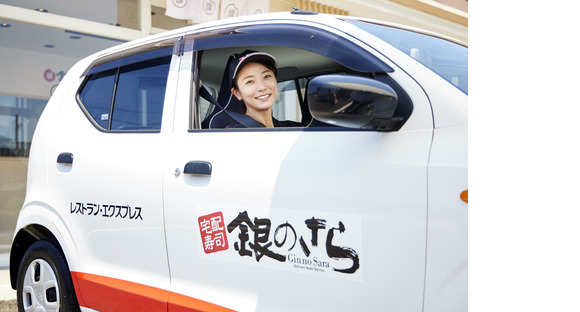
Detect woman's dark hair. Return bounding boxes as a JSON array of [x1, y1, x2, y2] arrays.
[[232, 62, 277, 114]]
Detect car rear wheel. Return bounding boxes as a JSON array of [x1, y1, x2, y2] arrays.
[[17, 240, 80, 312]]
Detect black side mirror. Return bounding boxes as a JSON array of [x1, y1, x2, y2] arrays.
[[307, 74, 401, 131]]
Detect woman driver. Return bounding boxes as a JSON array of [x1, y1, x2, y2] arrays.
[[227, 50, 302, 128]]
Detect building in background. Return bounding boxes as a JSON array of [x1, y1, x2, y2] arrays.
[[0, 0, 467, 266]]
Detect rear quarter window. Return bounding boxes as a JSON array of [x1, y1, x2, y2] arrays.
[[79, 68, 116, 129], [78, 49, 172, 132]]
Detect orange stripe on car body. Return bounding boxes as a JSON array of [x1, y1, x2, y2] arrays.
[[168, 292, 236, 312], [71, 271, 236, 312]]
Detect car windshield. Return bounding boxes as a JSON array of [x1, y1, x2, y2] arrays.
[[349, 19, 468, 94]]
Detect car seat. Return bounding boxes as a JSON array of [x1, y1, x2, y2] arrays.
[[201, 54, 250, 129]]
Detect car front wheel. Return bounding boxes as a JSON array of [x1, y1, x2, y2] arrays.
[[17, 240, 80, 312]]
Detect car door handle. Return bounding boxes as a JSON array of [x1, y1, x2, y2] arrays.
[[184, 161, 212, 176], [57, 152, 74, 164]]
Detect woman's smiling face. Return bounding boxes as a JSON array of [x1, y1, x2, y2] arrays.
[[232, 62, 278, 114]]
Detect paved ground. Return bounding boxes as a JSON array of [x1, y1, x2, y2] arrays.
[[0, 252, 16, 311], [0, 252, 14, 300], [0, 269, 15, 301], [0, 269, 16, 312]]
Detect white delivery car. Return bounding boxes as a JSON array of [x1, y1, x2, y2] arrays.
[[9, 10, 467, 312]]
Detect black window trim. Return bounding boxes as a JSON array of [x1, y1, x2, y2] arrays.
[[185, 23, 394, 74]]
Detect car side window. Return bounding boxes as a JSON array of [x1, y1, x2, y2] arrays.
[[273, 80, 303, 123], [188, 23, 401, 130], [195, 46, 348, 129], [78, 48, 172, 132], [80, 68, 117, 129], [196, 51, 305, 129]]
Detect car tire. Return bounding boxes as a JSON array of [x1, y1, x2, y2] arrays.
[[16, 240, 81, 312]]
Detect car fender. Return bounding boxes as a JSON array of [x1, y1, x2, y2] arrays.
[[12, 201, 81, 276]]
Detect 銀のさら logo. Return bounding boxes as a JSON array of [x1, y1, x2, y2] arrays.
[[172, 0, 187, 9], [198, 210, 361, 276], [203, 0, 217, 15]]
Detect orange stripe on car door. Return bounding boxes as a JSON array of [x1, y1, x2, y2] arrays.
[[71, 271, 236, 312]]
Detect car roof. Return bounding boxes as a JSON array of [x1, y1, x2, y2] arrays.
[[86, 11, 464, 61]]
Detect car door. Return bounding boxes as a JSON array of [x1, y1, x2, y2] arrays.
[[45, 41, 180, 311], [163, 22, 434, 312]]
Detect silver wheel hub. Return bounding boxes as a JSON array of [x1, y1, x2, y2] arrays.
[[22, 259, 60, 312]]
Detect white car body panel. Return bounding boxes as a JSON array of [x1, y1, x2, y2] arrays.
[[46, 91, 171, 288], [163, 129, 432, 311]]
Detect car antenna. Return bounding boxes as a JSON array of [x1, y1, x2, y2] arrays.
[[291, 7, 318, 15]]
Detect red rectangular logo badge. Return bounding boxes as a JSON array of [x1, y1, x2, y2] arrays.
[[198, 212, 229, 254]]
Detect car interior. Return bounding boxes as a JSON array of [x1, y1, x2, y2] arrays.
[[195, 45, 360, 129]]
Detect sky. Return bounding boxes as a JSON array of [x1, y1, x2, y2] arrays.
[[470, 1, 580, 311]]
